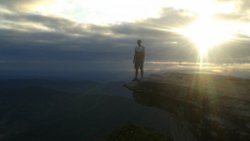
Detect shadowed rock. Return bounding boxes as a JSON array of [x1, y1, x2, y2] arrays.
[[125, 73, 250, 141]]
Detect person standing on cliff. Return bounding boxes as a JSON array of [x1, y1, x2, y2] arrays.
[[133, 39, 145, 81]]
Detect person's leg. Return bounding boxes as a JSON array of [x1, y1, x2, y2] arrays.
[[140, 62, 144, 79], [133, 68, 138, 81], [136, 68, 138, 78], [140, 67, 144, 79]]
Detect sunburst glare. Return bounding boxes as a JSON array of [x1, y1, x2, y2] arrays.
[[180, 18, 235, 66], [177, 1, 237, 68]]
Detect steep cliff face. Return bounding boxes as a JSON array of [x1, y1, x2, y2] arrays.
[[125, 73, 250, 141]]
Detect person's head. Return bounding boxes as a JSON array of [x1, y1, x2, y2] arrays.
[[137, 39, 142, 46]]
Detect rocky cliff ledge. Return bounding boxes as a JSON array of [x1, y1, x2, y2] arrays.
[[125, 73, 250, 141]]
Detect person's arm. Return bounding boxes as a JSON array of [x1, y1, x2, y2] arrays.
[[142, 46, 145, 60], [133, 49, 136, 64]]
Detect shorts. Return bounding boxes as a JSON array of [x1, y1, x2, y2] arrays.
[[134, 59, 144, 69]]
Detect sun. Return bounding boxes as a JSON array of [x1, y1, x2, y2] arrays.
[[179, 17, 235, 66], [175, 0, 237, 66]]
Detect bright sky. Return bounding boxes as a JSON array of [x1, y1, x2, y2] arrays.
[[31, 0, 237, 24], [31, 0, 249, 38], [34, 0, 168, 24]]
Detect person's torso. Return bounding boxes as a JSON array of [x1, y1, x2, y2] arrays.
[[135, 46, 145, 53], [135, 46, 145, 60]]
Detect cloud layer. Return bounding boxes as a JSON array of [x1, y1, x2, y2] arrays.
[[0, 0, 250, 79]]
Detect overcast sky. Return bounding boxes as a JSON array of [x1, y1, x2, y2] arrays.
[[0, 0, 249, 80]]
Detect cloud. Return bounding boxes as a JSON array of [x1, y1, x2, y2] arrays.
[[144, 8, 195, 26], [146, 61, 250, 78], [233, 0, 250, 12], [0, 5, 249, 79], [0, 0, 53, 11], [0, 8, 196, 75], [215, 0, 250, 21], [217, 0, 249, 10]]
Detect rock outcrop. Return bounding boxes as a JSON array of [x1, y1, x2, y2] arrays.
[[125, 73, 250, 141]]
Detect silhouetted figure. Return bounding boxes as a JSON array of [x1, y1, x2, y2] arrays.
[[133, 40, 145, 81]]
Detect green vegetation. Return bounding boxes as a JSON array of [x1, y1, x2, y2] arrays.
[[104, 124, 173, 141]]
